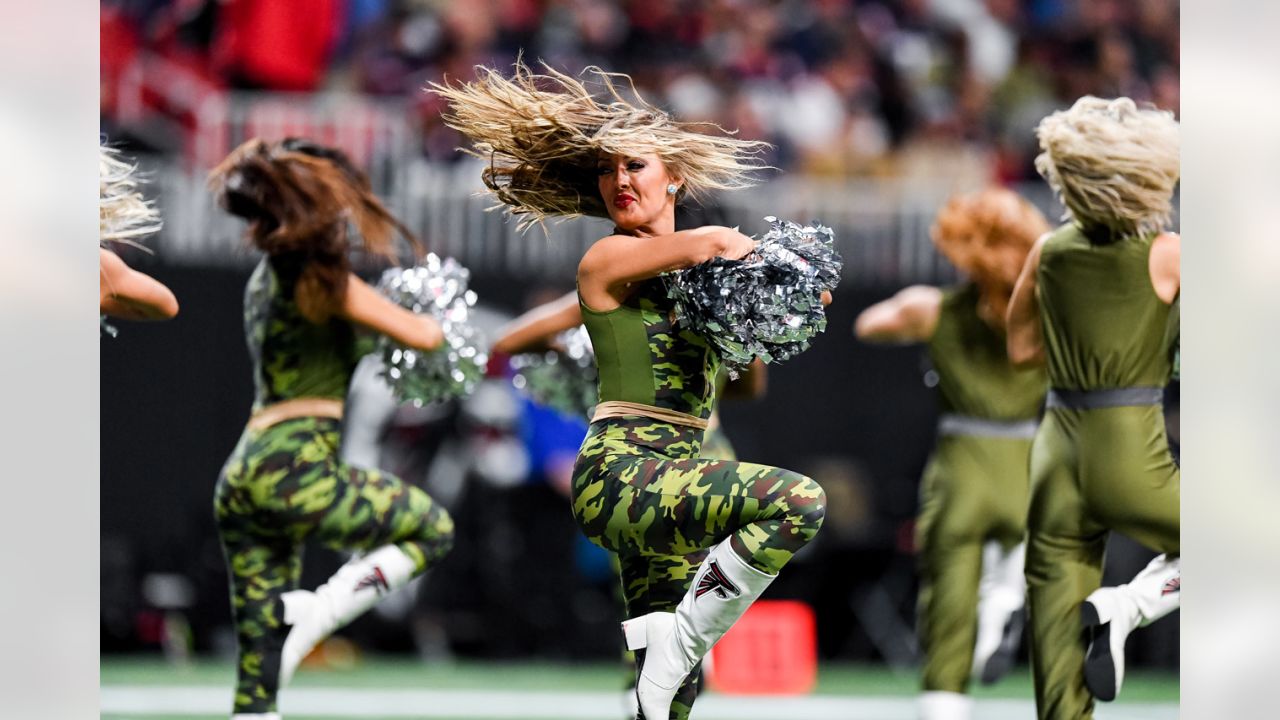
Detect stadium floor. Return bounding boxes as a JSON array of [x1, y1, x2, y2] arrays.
[[101, 656, 1179, 720]]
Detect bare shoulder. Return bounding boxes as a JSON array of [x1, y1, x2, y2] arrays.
[[1152, 231, 1181, 253], [577, 233, 628, 275], [1148, 231, 1181, 303]]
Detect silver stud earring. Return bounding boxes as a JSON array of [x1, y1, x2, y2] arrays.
[[667, 184, 678, 195]]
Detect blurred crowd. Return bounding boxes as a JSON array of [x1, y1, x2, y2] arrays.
[[102, 0, 1178, 182]]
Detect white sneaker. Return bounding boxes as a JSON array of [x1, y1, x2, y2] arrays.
[[919, 690, 973, 720], [622, 539, 777, 720], [1082, 554, 1180, 701], [972, 542, 1026, 684], [278, 545, 417, 688]]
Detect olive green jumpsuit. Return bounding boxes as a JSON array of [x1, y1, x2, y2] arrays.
[[1025, 225, 1180, 719], [917, 284, 1046, 693]]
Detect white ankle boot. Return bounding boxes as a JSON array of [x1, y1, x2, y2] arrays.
[[972, 541, 1026, 684], [278, 545, 417, 687], [1081, 554, 1180, 701], [919, 690, 973, 720], [622, 539, 775, 719]]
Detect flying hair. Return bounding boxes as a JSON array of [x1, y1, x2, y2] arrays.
[[207, 138, 418, 323], [428, 60, 771, 228], [100, 145, 162, 246]]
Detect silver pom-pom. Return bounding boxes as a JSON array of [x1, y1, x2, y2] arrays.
[[101, 315, 118, 339], [665, 216, 842, 374], [509, 325, 599, 419], [375, 254, 488, 406]]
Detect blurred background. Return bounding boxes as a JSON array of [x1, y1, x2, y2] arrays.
[[100, 0, 1179, 717]]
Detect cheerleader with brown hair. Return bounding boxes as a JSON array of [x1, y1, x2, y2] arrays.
[[208, 137, 454, 720]]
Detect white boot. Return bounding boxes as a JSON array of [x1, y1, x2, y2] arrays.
[[622, 539, 775, 720], [919, 690, 973, 720], [232, 715, 281, 720], [1081, 554, 1180, 701], [278, 545, 417, 687], [972, 541, 1026, 684], [621, 684, 639, 720]]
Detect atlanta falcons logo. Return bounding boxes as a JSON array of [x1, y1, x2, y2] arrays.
[[1161, 577, 1180, 596], [695, 561, 741, 600], [354, 567, 390, 595]]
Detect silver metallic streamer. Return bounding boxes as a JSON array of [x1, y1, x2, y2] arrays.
[[509, 324, 598, 419], [375, 254, 488, 406], [665, 216, 842, 374]]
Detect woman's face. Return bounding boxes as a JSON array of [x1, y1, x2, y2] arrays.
[[596, 152, 677, 231]]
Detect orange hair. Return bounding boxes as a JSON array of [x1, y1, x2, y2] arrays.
[[931, 188, 1050, 324]]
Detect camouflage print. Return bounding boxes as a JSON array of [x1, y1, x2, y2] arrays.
[[580, 277, 822, 719], [214, 417, 454, 715], [244, 256, 371, 410], [573, 417, 824, 575], [608, 414, 734, 718], [632, 281, 721, 419], [580, 278, 720, 419], [574, 418, 822, 719]]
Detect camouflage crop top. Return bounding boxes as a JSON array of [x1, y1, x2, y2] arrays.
[[243, 255, 367, 411], [579, 277, 721, 420]]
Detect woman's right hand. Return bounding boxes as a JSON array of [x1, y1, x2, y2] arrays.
[[414, 315, 445, 351], [718, 228, 756, 260]]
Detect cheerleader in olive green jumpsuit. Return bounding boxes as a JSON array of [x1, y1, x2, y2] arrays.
[[856, 189, 1049, 720], [209, 139, 455, 719], [1008, 97, 1181, 720]]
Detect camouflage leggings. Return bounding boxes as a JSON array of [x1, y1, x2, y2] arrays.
[[214, 416, 454, 715], [574, 417, 825, 719]]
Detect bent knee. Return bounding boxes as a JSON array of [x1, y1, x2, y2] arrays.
[[423, 506, 456, 561], [785, 475, 827, 532]]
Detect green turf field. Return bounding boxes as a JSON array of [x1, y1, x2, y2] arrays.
[[101, 655, 1178, 720]]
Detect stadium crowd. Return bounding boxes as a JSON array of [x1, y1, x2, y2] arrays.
[[102, 0, 1177, 182]]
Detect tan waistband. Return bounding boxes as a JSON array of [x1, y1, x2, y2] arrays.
[[248, 398, 344, 432], [591, 401, 709, 431]]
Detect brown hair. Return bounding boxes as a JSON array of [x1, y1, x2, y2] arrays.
[[208, 138, 417, 323], [931, 188, 1050, 325]]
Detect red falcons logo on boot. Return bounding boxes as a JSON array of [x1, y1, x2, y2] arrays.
[[695, 561, 741, 600], [1162, 577, 1180, 596], [354, 567, 390, 595]]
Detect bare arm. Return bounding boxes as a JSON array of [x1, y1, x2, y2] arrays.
[[338, 273, 444, 351], [1006, 235, 1047, 368], [492, 291, 583, 355], [1149, 231, 1180, 304], [577, 226, 754, 311], [853, 285, 942, 344], [99, 248, 180, 320]]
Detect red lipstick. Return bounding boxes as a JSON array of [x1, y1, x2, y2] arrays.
[[613, 193, 635, 209]]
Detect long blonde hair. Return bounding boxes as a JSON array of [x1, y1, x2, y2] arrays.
[[100, 145, 162, 245], [429, 61, 770, 228], [932, 188, 1050, 324], [1034, 96, 1179, 238]]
